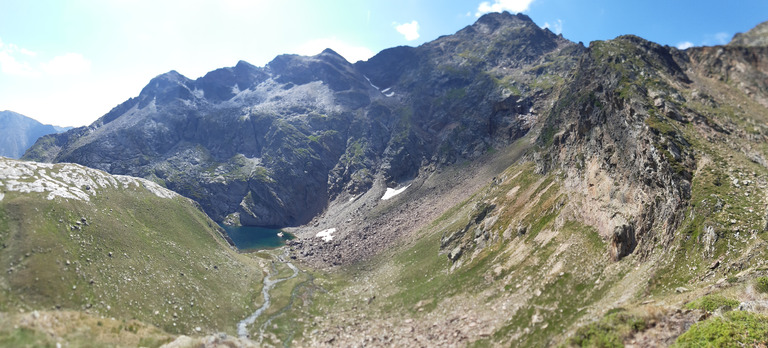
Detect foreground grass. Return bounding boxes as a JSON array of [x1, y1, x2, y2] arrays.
[[568, 309, 647, 348], [673, 311, 768, 347], [0, 310, 174, 348]]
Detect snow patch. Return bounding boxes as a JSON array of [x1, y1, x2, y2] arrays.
[[316, 228, 337, 242], [0, 192, 4, 202], [381, 184, 411, 200], [364, 76, 379, 90], [379, 87, 395, 97]]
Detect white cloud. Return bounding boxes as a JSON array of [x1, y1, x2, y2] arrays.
[[0, 51, 40, 76], [714, 32, 730, 45], [0, 38, 88, 77], [0, 37, 40, 77], [295, 38, 375, 63], [676, 41, 694, 50], [0, 51, 39, 77], [42, 53, 91, 76], [701, 32, 732, 46], [395, 20, 420, 41], [476, 0, 534, 16], [19, 48, 36, 56], [542, 19, 563, 35]]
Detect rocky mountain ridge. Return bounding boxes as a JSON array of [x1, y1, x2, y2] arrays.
[[21, 12, 768, 269], [24, 12, 581, 227], [730, 19, 768, 47]]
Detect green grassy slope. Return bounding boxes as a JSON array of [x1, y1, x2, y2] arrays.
[[0, 158, 266, 344]]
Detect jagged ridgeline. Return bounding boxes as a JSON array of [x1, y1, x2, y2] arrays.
[[14, 10, 768, 346], [0, 158, 265, 344], [24, 12, 582, 228]]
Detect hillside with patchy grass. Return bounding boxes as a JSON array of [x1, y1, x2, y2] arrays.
[[0, 158, 273, 346], [277, 20, 768, 346]]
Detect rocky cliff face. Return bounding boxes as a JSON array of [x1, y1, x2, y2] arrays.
[[435, 24, 768, 268], [534, 36, 697, 260], [25, 12, 582, 227]]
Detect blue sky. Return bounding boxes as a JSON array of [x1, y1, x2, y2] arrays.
[[1, 0, 766, 127]]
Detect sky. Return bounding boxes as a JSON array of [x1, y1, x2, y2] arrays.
[[1, 0, 766, 127]]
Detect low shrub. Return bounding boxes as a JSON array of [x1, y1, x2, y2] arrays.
[[673, 311, 768, 347], [684, 294, 739, 312], [569, 309, 646, 347]]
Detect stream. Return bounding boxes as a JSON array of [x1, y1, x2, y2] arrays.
[[237, 254, 299, 338]]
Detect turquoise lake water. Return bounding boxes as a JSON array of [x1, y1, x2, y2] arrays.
[[218, 224, 294, 251]]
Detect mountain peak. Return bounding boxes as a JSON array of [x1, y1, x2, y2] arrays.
[[729, 20, 768, 47], [473, 11, 535, 31], [458, 10, 558, 44], [235, 60, 256, 70], [154, 70, 189, 82], [320, 48, 341, 57], [194, 60, 267, 101], [0, 110, 26, 118], [316, 48, 351, 65], [476, 11, 532, 23], [137, 70, 194, 107]]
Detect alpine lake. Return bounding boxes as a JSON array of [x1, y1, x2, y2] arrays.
[[218, 224, 295, 251]]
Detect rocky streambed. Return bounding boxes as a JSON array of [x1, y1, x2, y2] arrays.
[[237, 253, 299, 339]]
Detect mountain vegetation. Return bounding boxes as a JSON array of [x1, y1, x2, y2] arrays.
[[6, 11, 768, 347]]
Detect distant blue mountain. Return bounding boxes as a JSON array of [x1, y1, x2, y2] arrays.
[[0, 110, 71, 158]]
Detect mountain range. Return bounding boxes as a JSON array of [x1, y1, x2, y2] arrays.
[[0, 110, 70, 159], [5, 11, 768, 346], [23, 13, 582, 228]]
